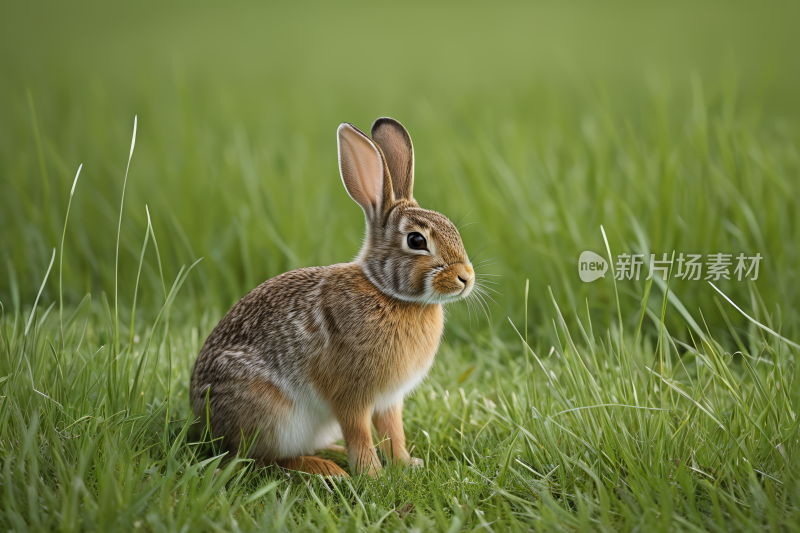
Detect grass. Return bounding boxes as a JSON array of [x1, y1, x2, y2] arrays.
[[2, 1, 800, 531]]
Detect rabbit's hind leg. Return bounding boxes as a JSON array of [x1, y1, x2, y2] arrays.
[[276, 456, 349, 477], [234, 378, 294, 459]]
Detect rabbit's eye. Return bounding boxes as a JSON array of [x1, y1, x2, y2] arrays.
[[407, 232, 427, 250]]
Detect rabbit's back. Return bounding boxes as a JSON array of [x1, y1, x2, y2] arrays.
[[192, 264, 336, 385]]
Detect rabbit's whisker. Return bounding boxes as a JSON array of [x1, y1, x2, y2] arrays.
[[474, 300, 484, 326], [454, 209, 473, 229], [466, 297, 478, 327], [475, 283, 502, 295], [469, 239, 498, 262], [464, 293, 479, 328], [473, 292, 492, 324], [461, 296, 474, 329], [464, 293, 476, 325], [467, 293, 482, 326], [472, 257, 497, 267], [473, 286, 501, 309], [473, 284, 500, 301]]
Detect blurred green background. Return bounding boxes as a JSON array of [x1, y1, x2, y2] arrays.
[[2, 0, 799, 342]]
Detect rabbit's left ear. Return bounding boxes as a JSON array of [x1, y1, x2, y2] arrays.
[[371, 117, 414, 201], [338, 122, 393, 222]]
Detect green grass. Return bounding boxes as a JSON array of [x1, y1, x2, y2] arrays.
[[2, 1, 800, 531]]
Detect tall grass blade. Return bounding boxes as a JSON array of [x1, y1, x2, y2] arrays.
[[114, 115, 138, 357], [59, 163, 82, 348], [25, 248, 55, 337]]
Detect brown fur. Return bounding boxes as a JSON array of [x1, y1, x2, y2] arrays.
[[190, 118, 474, 476], [373, 404, 410, 464], [276, 456, 349, 477]]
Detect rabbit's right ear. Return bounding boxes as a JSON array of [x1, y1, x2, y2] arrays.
[[338, 123, 393, 221], [371, 117, 414, 201]]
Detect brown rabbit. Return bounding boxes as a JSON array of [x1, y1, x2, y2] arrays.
[[190, 118, 475, 477]]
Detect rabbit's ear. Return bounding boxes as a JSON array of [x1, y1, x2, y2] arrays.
[[338, 123, 393, 221], [371, 117, 414, 201]]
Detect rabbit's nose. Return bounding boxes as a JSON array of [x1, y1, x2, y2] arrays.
[[455, 264, 474, 286]]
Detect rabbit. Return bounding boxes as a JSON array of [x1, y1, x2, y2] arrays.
[[190, 117, 475, 477]]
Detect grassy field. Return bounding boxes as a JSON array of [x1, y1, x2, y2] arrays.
[[2, 1, 800, 531]]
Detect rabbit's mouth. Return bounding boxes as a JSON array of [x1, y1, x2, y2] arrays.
[[427, 262, 475, 303], [432, 287, 473, 305]]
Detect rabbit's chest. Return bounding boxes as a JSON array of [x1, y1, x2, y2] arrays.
[[372, 304, 444, 412]]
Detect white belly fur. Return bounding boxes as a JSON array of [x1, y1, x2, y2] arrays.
[[275, 385, 343, 457], [267, 363, 433, 457]]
